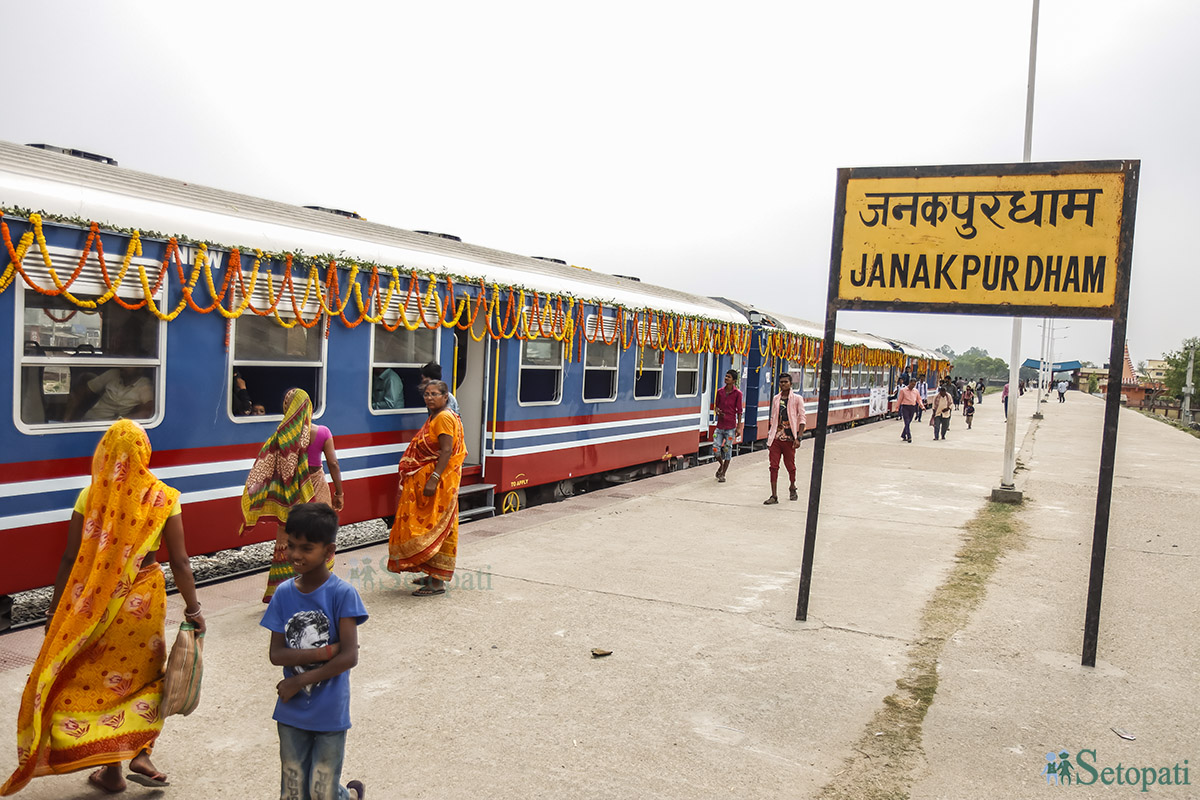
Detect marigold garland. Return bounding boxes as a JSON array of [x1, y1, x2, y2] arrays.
[[0, 212, 941, 370]]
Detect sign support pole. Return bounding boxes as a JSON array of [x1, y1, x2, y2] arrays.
[[796, 308, 836, 621], [796, 172, 848, 622], [1081, 167, 1139, 667]]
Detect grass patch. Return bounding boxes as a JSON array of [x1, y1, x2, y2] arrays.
[[817, 502, 1027, 800], [1135, 409, 1200, 440]]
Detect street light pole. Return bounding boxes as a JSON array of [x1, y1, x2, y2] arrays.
[[1034, 318, 1048, 419], [995, 0, 1039, 502], [1185, 345, 1196, 425]]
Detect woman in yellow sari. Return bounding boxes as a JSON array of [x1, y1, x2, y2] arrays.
[[1, 420, 206, 796], [387, 380, 467, 596]]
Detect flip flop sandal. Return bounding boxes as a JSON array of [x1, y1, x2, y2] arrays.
[[347, 779, 366, 799], [128, 772, 170, 787], [412, 586, 446, 597], [789, 488, 799, 501], [763, 496, 778, 505]]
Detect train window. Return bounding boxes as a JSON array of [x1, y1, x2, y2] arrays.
[[519, 338, 563, 405], [17, 275, 163, 430], [634, 345, 664, 400], [583, 316, 619, 402], [369, 324, 438, 413], [675, 351, 700, 397], [791, 365, 805, 393], [803, 366, 818, 394], [231, 314, 325, 416]]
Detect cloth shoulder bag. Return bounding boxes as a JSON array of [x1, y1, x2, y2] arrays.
[[161, 621, 205, 717]]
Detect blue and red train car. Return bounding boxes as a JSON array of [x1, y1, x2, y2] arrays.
[[0, 141, 947, 611]]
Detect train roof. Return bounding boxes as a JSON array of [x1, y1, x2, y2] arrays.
[[881, 338, 945, 361], [0, 141, 743, 324], [757, 309, 901, 352]]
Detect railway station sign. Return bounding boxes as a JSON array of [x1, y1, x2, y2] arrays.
[[801, 158, 1140, 669], [831, 160, 1139, 319]]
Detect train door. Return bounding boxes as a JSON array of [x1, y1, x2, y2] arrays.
[[696, 352, 714, 432], [454, 328, 485, 467]]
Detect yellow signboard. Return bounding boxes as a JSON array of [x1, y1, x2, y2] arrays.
[[836, 165, 1133, 312]]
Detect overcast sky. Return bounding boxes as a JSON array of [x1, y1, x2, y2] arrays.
[[3, 1, 1195, 367]]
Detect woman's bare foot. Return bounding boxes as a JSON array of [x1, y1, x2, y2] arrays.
[[88, 765, 125, 794], [128, 751, 168, 785]]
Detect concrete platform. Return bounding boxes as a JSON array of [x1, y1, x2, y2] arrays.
[[0, 393, 1194, 799]]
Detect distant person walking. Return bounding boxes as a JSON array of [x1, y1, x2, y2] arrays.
[[1002, 382, 1010, 419], [1057, 379, 1068, 403], [763, 373, 806, 505], [930, 385, 954, 440], [976, 378, 986, 402], [713, 369, 743, 483], [897, 378, 922, 443], [915, 377, 928, 421]]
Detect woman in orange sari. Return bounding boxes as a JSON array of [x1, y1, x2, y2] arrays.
[[387, 380, 467, 596], [1, 420, 206, 796]]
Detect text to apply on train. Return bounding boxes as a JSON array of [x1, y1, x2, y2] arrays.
[[834, 162, 1137, 316]]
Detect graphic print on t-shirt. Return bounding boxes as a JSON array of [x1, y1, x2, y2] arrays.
[[284, 609, 330, 695]]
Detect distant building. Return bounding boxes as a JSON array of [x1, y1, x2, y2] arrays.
[[1096, 345, 1165, 407], [1146, 358, 1168, 383]]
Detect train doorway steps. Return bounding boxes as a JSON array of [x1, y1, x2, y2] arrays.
[[458, 483, 496, 523]]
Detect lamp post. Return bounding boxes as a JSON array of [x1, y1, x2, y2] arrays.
[[995, 0, 1040, 503]]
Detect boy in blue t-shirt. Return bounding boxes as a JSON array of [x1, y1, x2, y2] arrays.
[[261, 503, 369, 800]]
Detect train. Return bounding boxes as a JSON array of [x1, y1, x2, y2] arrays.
[[0, 141, 949, 614]]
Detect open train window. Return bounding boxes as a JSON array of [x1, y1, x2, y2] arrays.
[[369, 323, 438, 413], [519, 338, 563, 405], [229, 258, 326, 418], [634, 345, 664, 400], [231, 314, 325, 417], [582, 315, 619, 403], [675, 351, 701, 397], [16, 250, 164, 430]]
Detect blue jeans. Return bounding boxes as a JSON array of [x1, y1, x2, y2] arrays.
[[278, 722, 350, 800], [713, 427, 736, 461]]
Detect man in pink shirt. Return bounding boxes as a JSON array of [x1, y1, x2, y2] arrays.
[[713, 369, 743, 483], [896, 379, 922, 443], [764, 373, 807, 505]]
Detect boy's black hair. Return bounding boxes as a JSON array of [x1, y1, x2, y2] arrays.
[[420, 362, 443, 380], [285, 502, 339, 545]]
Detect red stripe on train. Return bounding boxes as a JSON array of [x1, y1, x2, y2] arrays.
[[0, 430, 414, 483]]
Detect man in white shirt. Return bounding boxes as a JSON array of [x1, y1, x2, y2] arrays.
[[70, 367, 154, 421], [1057, 380, 1069, 403]]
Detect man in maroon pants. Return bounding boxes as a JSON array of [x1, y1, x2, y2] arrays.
[[764, 373, 807, 505]]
